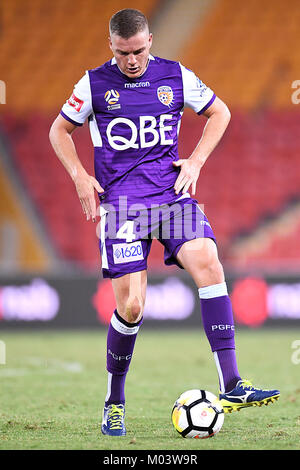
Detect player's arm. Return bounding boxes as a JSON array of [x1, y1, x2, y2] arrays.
[[49, 114, 103, 222], [174, 96, 230, 195]]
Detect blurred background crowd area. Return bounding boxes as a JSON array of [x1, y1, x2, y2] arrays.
[[0, 0, 299, 276]]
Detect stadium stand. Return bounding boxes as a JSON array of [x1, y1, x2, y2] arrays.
[[0, 150, 51, 271], [227, 203, 300, 267], [179, 0, 300, 110], [1, 111, 100, 269], [0, 0, 161, 270], [0, 0, 160, 113], [179, 109, 300, 242], [178, 0, 300, 264], [0, 0, 299, 271]]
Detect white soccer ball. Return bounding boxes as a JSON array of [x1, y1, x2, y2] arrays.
[[171, 389, 224, 439]]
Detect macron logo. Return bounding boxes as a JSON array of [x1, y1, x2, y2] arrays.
[[124, 81, 150, 89]]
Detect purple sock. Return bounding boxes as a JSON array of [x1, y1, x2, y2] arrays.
[[105, 310, 142, 406], [213, 348, 240, 393], [199, 282, 241, 393]]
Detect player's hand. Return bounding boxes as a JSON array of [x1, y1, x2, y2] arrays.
[[74, 173, 104, 222], [173, 159, 201, 195]]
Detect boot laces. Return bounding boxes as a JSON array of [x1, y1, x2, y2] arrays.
[[107, 404, 124, 430]]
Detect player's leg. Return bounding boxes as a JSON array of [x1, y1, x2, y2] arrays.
[[176, 237, 280, 412], [100, 205, 152, 434], [112, 269, 146, 323], [159, 199, 241, 395], [176, 237, 241, 394], [102, 270, 147, 436]]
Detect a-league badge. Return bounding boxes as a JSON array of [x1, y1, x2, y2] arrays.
[[157, 86, 174, 107]]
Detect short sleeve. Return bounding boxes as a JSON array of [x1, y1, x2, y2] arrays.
[[60, 71, 92, 126], [179, 63, 216, 115]]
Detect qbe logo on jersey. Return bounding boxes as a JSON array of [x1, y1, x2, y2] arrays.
[[157, 86, 174, 107]]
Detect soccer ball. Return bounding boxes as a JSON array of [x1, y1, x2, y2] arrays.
[[171, 389, 224, 439]]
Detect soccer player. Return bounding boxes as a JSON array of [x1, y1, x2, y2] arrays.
[[49, 9, 280, 436]]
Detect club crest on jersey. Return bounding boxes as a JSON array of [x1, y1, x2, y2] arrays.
[[157, 86, 174, 107], [104, 89, 121, 110]]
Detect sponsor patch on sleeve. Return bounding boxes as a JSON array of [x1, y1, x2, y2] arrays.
[[67, 93, 84, 112]]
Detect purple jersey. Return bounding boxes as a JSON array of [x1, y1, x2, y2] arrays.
[[61, 55, 216, 210]]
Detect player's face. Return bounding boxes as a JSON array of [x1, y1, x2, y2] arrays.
[[109, 29, 153, 78]]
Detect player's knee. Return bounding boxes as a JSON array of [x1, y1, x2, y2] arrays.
[[198, 256, 224, 286], [125, 295, 144, 323], [207, 259, 224, 282]]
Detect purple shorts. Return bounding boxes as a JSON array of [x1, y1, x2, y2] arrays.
[[99, 197, 216, 279]]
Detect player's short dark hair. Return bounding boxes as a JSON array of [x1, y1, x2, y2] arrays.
[[109, 9, 149, 39]]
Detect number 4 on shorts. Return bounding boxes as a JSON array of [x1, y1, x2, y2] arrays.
[[116, 221, 136, 243]]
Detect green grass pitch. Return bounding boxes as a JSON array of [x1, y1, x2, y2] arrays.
[[0, 328, 299, 450]]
